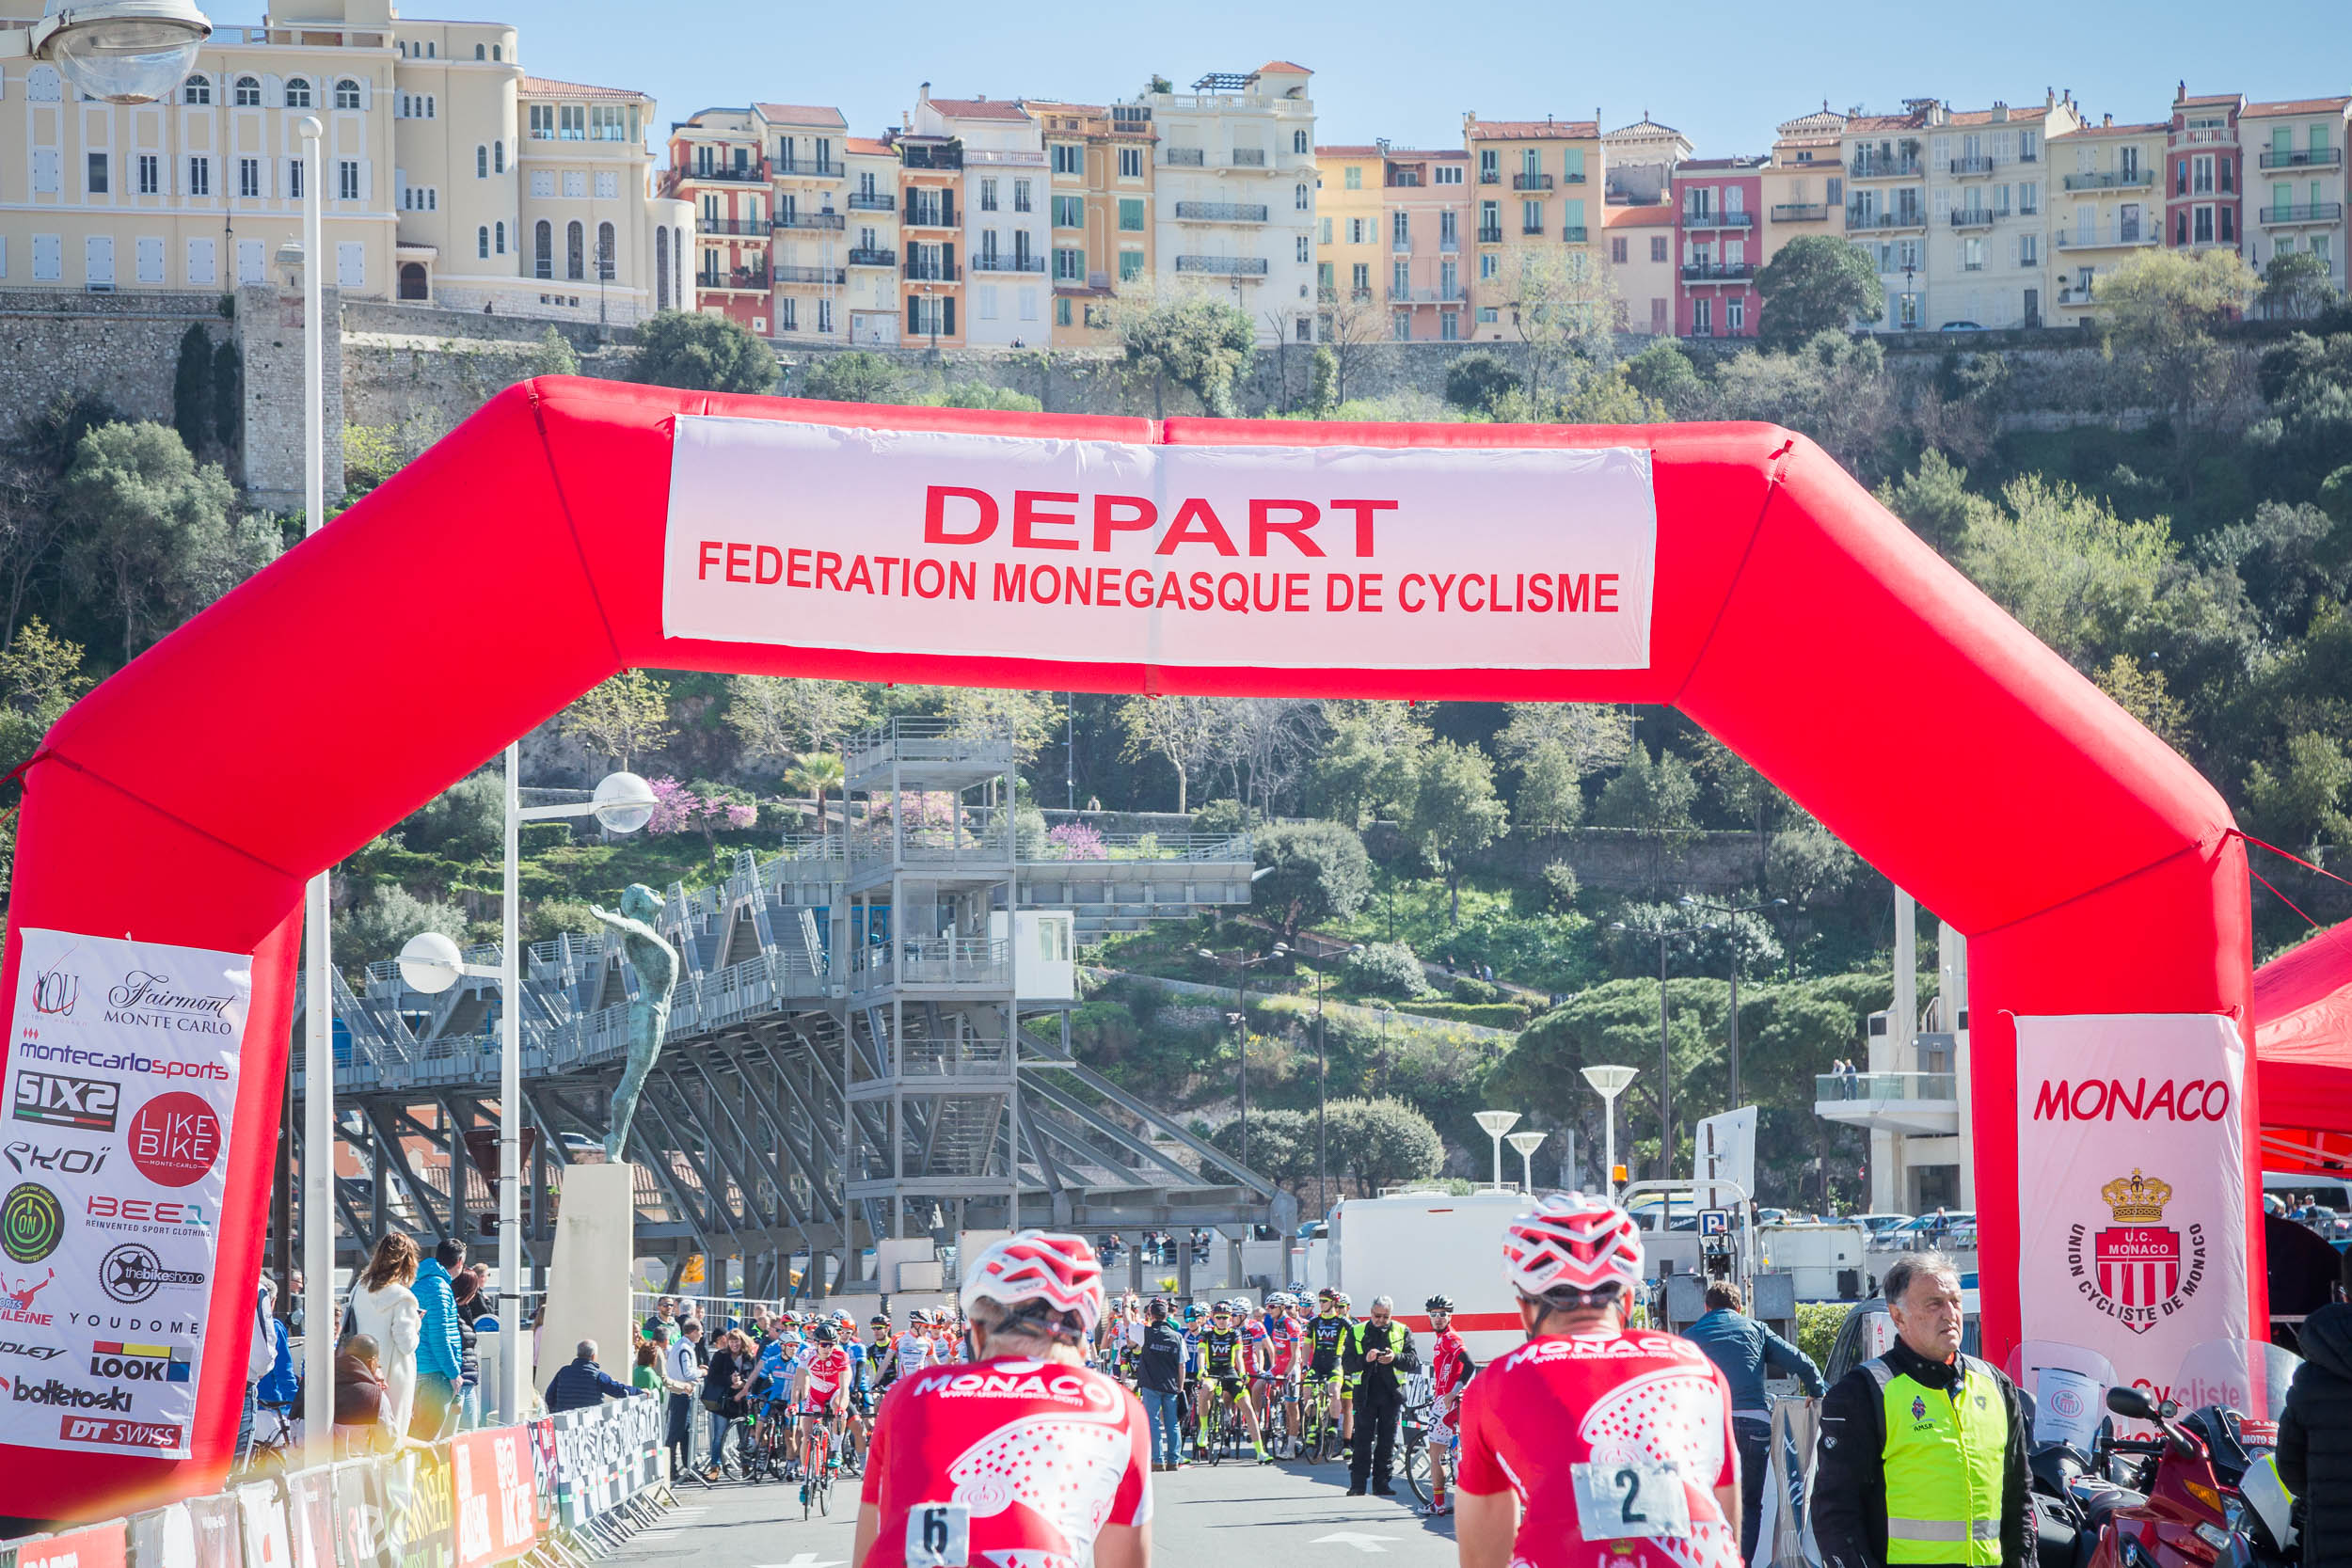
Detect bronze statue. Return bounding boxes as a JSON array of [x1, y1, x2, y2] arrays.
[[589, 883, 679, 1163]]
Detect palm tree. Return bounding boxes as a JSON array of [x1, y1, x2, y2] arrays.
[[785, 752, 847, 838]]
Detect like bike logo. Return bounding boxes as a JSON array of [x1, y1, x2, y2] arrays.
[[126, 1093, 220, 1188]]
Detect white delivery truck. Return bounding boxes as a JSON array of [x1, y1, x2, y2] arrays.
[[1327, 1188, 1536, 1363]]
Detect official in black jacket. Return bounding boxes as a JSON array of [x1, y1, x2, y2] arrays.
[[2280, 1301, 2352, 1568], [1343, 1295, 1421, 1497]]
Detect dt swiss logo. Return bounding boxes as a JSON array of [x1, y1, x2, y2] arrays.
[[126, 1093, 220, 1188], [12, 1072, 119, 1134], [2067, 1168, 2207, 1337]]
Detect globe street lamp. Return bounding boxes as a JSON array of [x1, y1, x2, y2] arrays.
[[1581, 1063, 1638, 1204], [1472, 1109, 1519, 1192], [1, 0, 212, 103], [401, 765, 655, 1423], [1506, 1128, 1547, 1194]]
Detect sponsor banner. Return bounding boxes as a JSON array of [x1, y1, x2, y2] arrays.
[[662, 418, 1660, 673], [15, 1518, 129, 1568], [185, 1494, 241, 1568], [234, 1481, 290, 1568], [285, 1466, 335, 1568], [386, 1444, 453, 1568], [332, 1459, 397, 1568], [126, 1501, 199, 1568], [451, 1428, 538, 1568], [0, 928, 246, 1459], [2015, 1013, 2249, 1389]]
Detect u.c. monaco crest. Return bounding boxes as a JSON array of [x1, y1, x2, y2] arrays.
[[2067, 1169, 2207, 1336]]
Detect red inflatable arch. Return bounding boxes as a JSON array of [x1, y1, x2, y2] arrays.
[[2, 378, 2260, 1518]]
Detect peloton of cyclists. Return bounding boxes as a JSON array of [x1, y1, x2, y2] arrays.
[[1187, 1298, 1269, 1463]]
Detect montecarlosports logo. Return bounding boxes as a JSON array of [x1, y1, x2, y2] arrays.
[[9, 1377, 132, 1411], [11, 1041, 229, 1082], [12, 1071, 120, 1132], [1, 1184, 63, 1264], [2067, 1168, 2206, 1337], [99, 1243, 206, 1305]]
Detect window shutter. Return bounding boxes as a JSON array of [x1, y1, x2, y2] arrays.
[[263, 73, 282, 108], [359, 159, 373, 202], [358, 75, 373, 112]]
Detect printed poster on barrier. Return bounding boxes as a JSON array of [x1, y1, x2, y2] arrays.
[[236, 1481, 291, 1568], [286, 1465, 336, 1568], [0, 928, 249, 1461], [332, 1459, 395, 1568], [452, 1427, 539, 1568], [16, 1519, 129, 1568], [2015, 1013, 2249, 1391], [128, 1501, 199, 1568], [186, 1493, 242, 1568]]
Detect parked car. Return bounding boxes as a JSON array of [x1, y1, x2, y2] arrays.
[[1850, 1212, 1914, 1237], [1822, 1292, 1981, 1384], [1939, 321, 1987, 332]]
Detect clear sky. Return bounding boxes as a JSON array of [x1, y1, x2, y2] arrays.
[[478, 0, 2352, 155]]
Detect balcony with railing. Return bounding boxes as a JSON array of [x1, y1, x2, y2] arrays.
[[774, 159, 846, 180], [2263, 201, 2344, 225], [2062, 168, 2154, 191], [848, 246, 897, 267], [971, 254, 1046, 273], [1681, 209, 1756, 230], [696, 266, 768, 291], [1477, 225, 1503, 243], [964, 148, 1046, 167], [848, 192, 896, 211], [1849, 154, 1922, 180], [1681, 261, 1755, 281], [900, 143, 962, 170], [1230, 148, 1267, 166], [1388, 286, 1466, 304], [773, 211, 847, 231], [2261, 147, 2344, 170], [1772, 202, 1829, 222], [2058, 283, 2095, 307], [1948, 207, 2003, 229], [699, 218, 769, 237], [903, 261, 961, 281], [1513, 172, 1552, 191], [852, 937, 1013, 996], [683, 162, 769, 184], [1175, 254, 1269, 276], [1521, 221, 1546, 235], [1947, 153, 1995, 176], [1814, 1071, 1960, 1135], [1175, 200, 1269, 222], [2055, 219, 2154, 249], [1165, 147, 1205, 166], [775, 264, 846, 285], [1562, 225, 1588, 242], [1847, 207, 1927, 230]]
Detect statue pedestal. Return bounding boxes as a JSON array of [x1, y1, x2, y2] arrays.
[[539, 1162, 639, 1408]]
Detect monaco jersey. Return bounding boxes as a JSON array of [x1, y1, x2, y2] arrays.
[[1456, 1329, 1740, 1568], [862, 1356, 1152, 1568]]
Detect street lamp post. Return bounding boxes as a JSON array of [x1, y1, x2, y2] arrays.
[[1198, 943, 1288, 1174], [399, 766, 655, 1422], [1678, 895, 1787, 1109], [1472, 1110, 1519, 1192], [1581, 1062, 1637, 1212], [1506, 1129, 1546, 1194], [1611, 920, 1678, 1179]]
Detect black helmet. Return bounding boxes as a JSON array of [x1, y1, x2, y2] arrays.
[[812, 1322, 836, 1344], [1424, 1293, 1455, 1313]]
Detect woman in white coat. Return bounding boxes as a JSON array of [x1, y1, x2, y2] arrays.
[[348, 1233, 422, 1440]]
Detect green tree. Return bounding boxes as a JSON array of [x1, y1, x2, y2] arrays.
[[1959, 475, 2172, 669], [2245, 732, 2352, 856], [0, 617, 92, 770], [58, 421, 276, 664], [1206, 1107, 1316, 1192], [726, 675, 873, 768], [624, 309, 777, 394], [1311, 701, 1428, 826], [524, 326, 580, 379], [1876, 449, 1997, 555], [1306, 345, 1339, 415], [334, 883, 467, 973], [1594, 742, 1700, 887], [1622, 339, 1708, 416], [1325, 1096, 1444, 1196], [1711, 331, 1894, 477], [171, 325, 213, 455], [211, 341, 242, 451], [1119, 694, 1230, 814], [784, 751, 847, 834], [1443, 351, 1518, 414], [561, 669, 675, 769], [1494, 703, 1629, 775], [1514, 741, 1585, 844], [1502, 246, 1614, 393], [1116, 293, 1256, 417], [1410, 738, 1509, 926], [2094, 247, 2259, 440], [2262, 250, 2338, 323], [2093, 653, 2191, 749], [1253, 819, 1373, 943], [1755, 234, 1886, 347], [397, 772, 504, 862]]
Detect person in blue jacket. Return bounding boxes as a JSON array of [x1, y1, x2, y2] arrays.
[[1682, 1278, 1825, 1564], [410, 1239, 468, 1439]]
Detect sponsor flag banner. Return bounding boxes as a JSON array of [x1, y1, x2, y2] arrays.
[[2015, 1013, 2249, 1386], [450, 1428, 538, 1568], [186, 1493, 242, 1568], [331, 1459, 396, 1568], [286, 1466, 336, 1568], [128, 1502, 199, 1568], [0, 928, 248, 1459], [16, 1520, 129, 1568], [663, 419, 1660, 672], [236, 1481, 291, 1568]]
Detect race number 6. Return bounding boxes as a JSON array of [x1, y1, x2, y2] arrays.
[[906, 1502, 972, 1568]]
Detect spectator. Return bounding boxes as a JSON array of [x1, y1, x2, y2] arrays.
[[665, 1321, 704, 1474], [702, 1328, 751, 1477], [2280, 1300, 2352, 1568], [1343, 1294, 1420, 1497], [1683, 1279, 1825, 1563], [643, 1294, 681, 1341], [238, 1273, 276, 1466], [450, 1265, 485, 1430], [547, 1339, 638, 1413], [1137, 1298, 1187, 1471], [350, 1234, 423, 1439], [332, 1335, 395, 1456], [632, 1340, 668, 1397], [410, 1239, 466, 1440]]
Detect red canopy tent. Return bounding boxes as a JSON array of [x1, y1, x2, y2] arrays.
[[2254, 920, 2352, 1173]]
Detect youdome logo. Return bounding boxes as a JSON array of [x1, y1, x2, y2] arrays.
[[0, 1184, 63, 1265], [2066, 1168, 2208, 1337], [126, 1093, 220, 1189]]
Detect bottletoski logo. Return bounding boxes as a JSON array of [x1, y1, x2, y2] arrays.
[[0, 1184, 63, 1264], [9, 1377, 133, 1411], [98, 1243, 206, 1305], [1, 1141, 108, 1177], [126, 1093, 219, 1188], [90, 1340, 190, 1384], [2067, 1168, 2206, 1336], [12, 1072, 120, 1133]]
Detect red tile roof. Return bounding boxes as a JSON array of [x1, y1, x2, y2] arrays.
[[753, 103, 848, 128], [1604, 205, 1676, 228], [520, 75, 645, 102], [2246, 96, 2352, 118], [1469, 119, 1599, 140], [1844, 112, 1929, 134], [930, 98, 1034, 122], [1940, 103, 2051, 126], [845, 136, 894, 156], [2064, 120, 2168, 137], [1316, 144, 1384, 157], [1256, 61, 1312, 75], [1024, 100, 1110, 118]]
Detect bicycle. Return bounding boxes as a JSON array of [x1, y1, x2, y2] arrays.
[[1396, 1372, 1439, 1508], [1299, 1375, 1345, 1464]]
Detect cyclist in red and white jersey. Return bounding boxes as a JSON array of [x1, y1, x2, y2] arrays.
[[796, 1321, 853, 1505], [853, 1232, 1152, 1568], [1455, 1193, 1740, 1568]]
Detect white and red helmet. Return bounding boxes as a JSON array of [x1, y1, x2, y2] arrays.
[[1501, 1192, 1645, 1300], [959, 1230, 1106, 1338]]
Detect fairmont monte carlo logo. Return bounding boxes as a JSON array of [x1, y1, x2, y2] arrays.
[[2067, 1169, 2207, 1336]]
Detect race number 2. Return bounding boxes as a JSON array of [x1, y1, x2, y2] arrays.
[[1570, 1461, 1692, 1541], [906, 1502, 972, 1568]]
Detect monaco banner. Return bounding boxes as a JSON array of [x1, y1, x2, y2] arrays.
[[2014, 1014, 2249, 1387], [662, 417, 1660, 671], [0, 929, 248, 1461]]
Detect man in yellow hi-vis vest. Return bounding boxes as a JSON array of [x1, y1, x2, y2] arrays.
[[1811, 1252, 2029, 1568]]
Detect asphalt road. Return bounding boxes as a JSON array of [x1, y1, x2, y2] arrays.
[[611, 1453, 1458, 1568]]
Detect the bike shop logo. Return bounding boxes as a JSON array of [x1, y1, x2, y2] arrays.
[[30, 951, 78, 1018], [0, 1184, 63, 1265], [2067, 1169, 2207, 1336], [12, 1072, 120, 1134], [98, 1243, 206, 1305]]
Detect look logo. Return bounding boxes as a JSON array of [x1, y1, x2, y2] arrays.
[[126, 1094, 219, 1189]]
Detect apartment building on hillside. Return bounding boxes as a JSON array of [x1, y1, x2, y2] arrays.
[[1675, 155, 1765, 339], [896, 91, 966, 350], [1463, 113, 1604, 342], [914, 90, 1048, 348], [2241, 95, 2350, 296], [1381, 145, 1470, 341], [1131, 63, 1319, 345], [1920, 94, 2077, 331], [843, 135, 900, 344], [1759, 106, 1845, 277], [2048, 116, 2164, 326], [1603, 202, 1675, 335], [2167, 88, 2245, 257], [760, 103, 848, 344], [0, 0, 687, 319], [1602, 115, 1687, 209], [1315, 144, 1384, 319], [669, 107, 771, 332], [1842, 103, 1933, 329], [1023, 99, 1154, 347]]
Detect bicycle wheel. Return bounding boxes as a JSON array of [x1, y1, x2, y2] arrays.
[[1399, 1426, 1429, 1505], [818, 1475, 832, 1517]]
